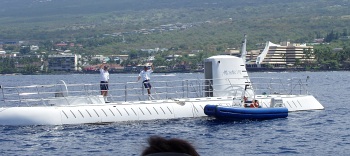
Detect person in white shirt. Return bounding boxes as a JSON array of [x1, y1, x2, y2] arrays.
[[99, 62, 110, 103], [137, 65, 154, 99]]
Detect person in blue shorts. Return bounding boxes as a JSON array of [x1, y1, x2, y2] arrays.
[[137, 65, 154, 100], [99, 62, 110, 103]]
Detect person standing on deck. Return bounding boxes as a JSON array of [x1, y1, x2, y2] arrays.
[[99, 62, 110, 103], [137, 65, 154, 100]]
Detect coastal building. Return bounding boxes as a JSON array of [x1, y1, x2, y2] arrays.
[[252, 41, 315, 68], [0, 40, 17, 45], [30, 45, 39, 51], [245, 50, 260, 65], [224, 48, 240, 56], [109, 55, 128, 64], [0, 50, 6, 55], [91, 55, 108, 62], [48, 54, 81, 71]]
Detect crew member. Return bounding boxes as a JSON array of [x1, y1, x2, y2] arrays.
[[137, 65, 154, 100], [99, 62, 110, 103]]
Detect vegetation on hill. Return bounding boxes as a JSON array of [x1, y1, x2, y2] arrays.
[[0, 0, 350, 73], [1, 0, 350, 51]]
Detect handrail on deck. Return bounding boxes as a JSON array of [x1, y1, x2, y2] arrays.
[[0, 77, 309, 107]]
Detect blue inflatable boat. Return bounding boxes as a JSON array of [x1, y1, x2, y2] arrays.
[[204, 105, 288, 120]]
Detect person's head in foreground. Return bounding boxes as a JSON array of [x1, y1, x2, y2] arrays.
[[141, 136, 200, 156]]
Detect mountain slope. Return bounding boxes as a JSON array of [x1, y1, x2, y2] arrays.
[[1, 0, 349, 52]]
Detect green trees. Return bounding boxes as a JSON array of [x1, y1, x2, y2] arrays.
[[1, 1, 350, 73], [1, 0, 350, 53], [313, 39, 350, 70], [0, 58, 16, 74], [0, 57, 42, 74], [152, 55, 166, 67], [19, 47, 31, 55]]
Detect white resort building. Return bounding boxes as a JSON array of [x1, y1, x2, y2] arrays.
[[247, 41, 315, 69]]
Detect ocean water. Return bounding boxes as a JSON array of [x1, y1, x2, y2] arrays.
[[0, 71, 349, 156]]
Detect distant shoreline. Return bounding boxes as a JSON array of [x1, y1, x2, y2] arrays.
[[1, 68, 348, 76]]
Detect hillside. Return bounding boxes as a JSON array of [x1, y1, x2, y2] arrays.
[[1, 0, 350, 53]]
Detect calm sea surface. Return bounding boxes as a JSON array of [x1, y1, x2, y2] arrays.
[[0, 71, 349, 156]]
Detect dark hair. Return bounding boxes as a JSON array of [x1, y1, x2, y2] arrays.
[[141, 136, 199, 156], [103, 66, 108, 70]]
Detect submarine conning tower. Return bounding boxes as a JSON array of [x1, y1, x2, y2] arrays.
[[204, 55, 252, 97]]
